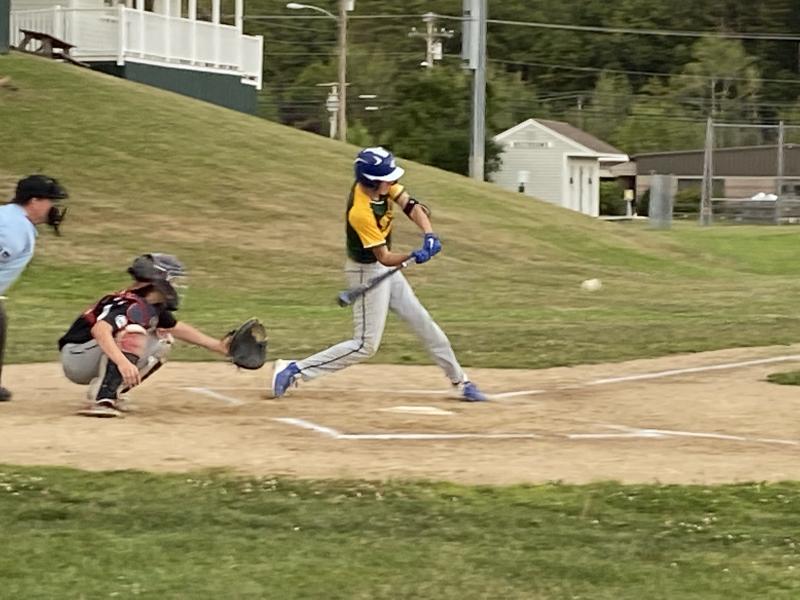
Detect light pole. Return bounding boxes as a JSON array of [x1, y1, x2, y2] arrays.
[[461, 0, 487, 181], [287, 1, 352, 143]]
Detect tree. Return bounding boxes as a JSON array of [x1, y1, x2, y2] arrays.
[[378, 68, 502, 178], [672, 38, 763, 145], [238, 0, 800, 170], [581, 71, 633, 143], [485, 66, 542, 133], [613, 79, 705, 154]]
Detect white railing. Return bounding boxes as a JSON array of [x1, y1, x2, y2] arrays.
[[10, 7, 263, 88]]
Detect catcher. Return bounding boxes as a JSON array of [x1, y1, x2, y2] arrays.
[[58, 253, 267, 417]]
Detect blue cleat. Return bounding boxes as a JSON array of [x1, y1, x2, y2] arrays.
[[271, 359, 300, 398], [460, 381, 488, 402]]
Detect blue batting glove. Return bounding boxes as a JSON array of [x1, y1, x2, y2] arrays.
[[411, 247, 431, 264], [424, 233, 442, 257]]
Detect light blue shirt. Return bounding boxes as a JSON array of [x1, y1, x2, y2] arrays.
[[0, 203, 37, 295]]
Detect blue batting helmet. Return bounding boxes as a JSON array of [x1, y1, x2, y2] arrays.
[[354, 147, 405, 188]]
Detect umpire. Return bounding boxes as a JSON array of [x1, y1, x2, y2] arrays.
[[0, 175, 68, 401]]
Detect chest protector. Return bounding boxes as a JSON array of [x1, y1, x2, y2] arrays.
[[82, 290, 158, 331]]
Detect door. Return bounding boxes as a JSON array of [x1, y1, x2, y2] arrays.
[[568, 158, 596, 215], [569, 163, 580, 211]]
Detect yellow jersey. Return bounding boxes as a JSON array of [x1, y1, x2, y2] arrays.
[[346, 182, 405, 263]]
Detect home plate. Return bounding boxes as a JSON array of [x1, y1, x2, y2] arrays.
[[380, 406, 455, 416]]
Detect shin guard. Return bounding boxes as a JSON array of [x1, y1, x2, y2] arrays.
[[95, 352, 139, 401]]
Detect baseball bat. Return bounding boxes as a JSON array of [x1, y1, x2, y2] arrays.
[[337, 261, 409, 307]]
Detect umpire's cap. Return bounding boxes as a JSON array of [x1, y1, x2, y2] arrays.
[[14, 175, 69, 204]]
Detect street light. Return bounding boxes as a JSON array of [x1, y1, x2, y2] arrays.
[[286, 2, 335, 19], [287, 1, 351, 142]]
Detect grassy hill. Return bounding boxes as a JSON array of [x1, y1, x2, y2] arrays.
[[2, 51, 800, 367]]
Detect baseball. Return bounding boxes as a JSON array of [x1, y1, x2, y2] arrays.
[[580, 278, 603, 292]]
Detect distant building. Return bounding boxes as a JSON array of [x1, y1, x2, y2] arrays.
[[8, 0, 263, 113], [634, 145, 800, 200], [492, 119, 629, 217]]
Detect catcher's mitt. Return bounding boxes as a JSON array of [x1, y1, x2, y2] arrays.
[[225, 318, 268, 370]]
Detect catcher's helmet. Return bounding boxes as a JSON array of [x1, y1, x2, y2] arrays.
[[127, 254, 186, 311], [354, 147, 405, 188], [14, 174, 68, 204], [128, 253, 185, 282]]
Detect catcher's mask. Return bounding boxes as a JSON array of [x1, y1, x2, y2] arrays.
[[150, 279, 180, 311], [128, 253, 187, 311], [14, 174, 69, 235], [47, 205, 68, 236]]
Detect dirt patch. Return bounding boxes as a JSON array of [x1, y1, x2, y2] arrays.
[[1, 345, 799, 485]]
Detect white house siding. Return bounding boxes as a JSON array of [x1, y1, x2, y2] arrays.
[[493, 128, 579, 205]]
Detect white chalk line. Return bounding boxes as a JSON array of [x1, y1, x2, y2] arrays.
[[183, 387, 246, 406], [495, 353, 800, 399], [586, 354, 800, 386], [606, 425, 800, 447], [341, 433, 542, 440], [567, 431, 665, 440], [273, 418, 800, 447], [274, 417, 340, 438]]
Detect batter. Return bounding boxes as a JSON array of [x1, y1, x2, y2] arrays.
[[271, 147, 486, 402]]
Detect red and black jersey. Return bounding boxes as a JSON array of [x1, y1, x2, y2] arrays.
[[58, 287, 177, 350]]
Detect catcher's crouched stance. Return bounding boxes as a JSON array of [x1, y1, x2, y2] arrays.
[[58, 253, 267, 418]]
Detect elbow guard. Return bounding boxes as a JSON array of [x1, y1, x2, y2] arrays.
[[403, 198, 431, 217]]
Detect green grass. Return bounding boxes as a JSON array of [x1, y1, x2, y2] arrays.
[[0, 466, 798, 599], [4, 52, 800, 367], [766, 371, 800, 385]]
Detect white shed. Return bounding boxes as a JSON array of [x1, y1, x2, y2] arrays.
[[492, 119, 629, 217]]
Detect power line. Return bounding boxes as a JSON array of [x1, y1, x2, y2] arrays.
[[263, 39, 337, 47], [487, 57, 800, 86], [432, 13, 800, 42], [266, 51, 423, 57], [243, 11, 800, 42], [241, 14, 429, 21]]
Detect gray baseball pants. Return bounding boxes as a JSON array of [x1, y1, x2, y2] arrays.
[[61, 333, 172, 385], [296, 259, 466, 383]]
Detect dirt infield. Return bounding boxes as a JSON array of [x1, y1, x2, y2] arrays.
[[1, 345, 800, 485]]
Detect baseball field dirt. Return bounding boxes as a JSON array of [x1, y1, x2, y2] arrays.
[[1, 345, 799, 485]]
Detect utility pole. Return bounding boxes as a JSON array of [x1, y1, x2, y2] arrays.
[[337, 0, 349, 142], [776, 120, 785, 224], [461, 0, 487, 182], [287, 2, 353, 142], [409, 12, 454, 68], [700, 116, 714, 226]]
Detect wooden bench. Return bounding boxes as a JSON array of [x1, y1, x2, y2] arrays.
[[16, 29, 88, 67]]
